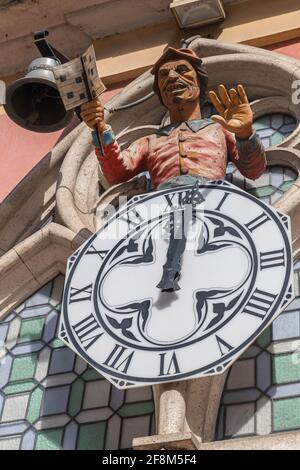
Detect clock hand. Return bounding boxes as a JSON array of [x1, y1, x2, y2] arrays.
[[156, 209, 187, 292], [157, 182, 200, 292]]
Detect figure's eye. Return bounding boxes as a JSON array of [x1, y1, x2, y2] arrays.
[[159, 69, 169, 78], [176, 65, 189, 74]]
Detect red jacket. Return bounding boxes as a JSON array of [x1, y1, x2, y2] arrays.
[[96, 119, 266, 188]]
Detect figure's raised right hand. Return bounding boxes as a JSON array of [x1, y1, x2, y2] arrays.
[[80, 98, 107, 132]]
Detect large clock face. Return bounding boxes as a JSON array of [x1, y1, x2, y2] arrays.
[[60, 180, 294, 389]]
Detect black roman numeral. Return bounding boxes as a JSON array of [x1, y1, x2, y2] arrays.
[[164, 193, 178, 210], [73, 314, 103, 350], [159, 352, 180, 376], [216, 336, 233, 357], [246, 212, 270, 232], [215, 192, 230, 211], [69, 284, 93, 303], [260, 249, 285, 270], [243, 289, 276, 319], [119, 209, 144, 229], [164, 189, 205, 211], [104, 345, 134, 373], [86, 245, 108, 260]]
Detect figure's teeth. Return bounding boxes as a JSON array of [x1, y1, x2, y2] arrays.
[[168, 83, 186, 92]]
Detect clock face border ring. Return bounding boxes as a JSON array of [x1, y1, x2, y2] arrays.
[[61, 182, 293, 383]]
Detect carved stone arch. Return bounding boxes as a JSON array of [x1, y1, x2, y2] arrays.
[[188, 38, 300, 65], [0, 223, 85, 320]]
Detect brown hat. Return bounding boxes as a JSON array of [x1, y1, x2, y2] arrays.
[[151, 47, 208, 106], [151, 47, 204, 75]]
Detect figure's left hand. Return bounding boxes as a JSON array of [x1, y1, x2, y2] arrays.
[[209, 84, 253, 139]]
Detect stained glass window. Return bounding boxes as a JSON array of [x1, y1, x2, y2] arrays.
[[0, 277, 154, 450], [224, 111, 297, 204], [217, 259, 300, 440], [216, 111, 299, 441], [226, 165, 297, 205], [254, 114, 296, 148], [206, 105, 300, 440]]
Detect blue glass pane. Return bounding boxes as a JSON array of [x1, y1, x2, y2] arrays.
[[254, 113, 296, 148]]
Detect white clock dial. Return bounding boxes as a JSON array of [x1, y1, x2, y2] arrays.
[[60, 180, 294, 389]]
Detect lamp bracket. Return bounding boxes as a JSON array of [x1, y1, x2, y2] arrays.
[[33, 30, 69, 65]]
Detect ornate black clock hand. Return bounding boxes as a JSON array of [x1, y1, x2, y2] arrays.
[[156, 208, 187, 292], [157, 182, 201, 292]]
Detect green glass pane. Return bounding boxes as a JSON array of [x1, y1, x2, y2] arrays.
[[77, 422, 106, 450], [273, 397, 300, 431], [279, 180, 294, 192], [253, 122, 269, 131], [4, 380, 36, 395], [273, 354, 300, 384], [118, 401, 154, 418], [68, 378, 85, 417], [256, 326, 271, 348], [253, 116, 271, 129], [270, 132, 284, 146], [10, 354, 37, 381], [35, 429, 63, 450], [26, 387, 44, 423], [248, 186, 275, 198], [50, 338, 66, 349], [18, 318, 44, 343]]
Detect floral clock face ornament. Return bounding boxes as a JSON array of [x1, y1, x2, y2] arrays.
[[59, 180, 294, 389]]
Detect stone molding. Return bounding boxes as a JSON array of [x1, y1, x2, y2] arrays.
[[0, 222, 85, 320], [133, 429, 300, 451], [197, 430, 300, 450]]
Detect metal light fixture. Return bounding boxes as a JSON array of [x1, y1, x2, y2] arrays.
[[170, 0, 226, 29]]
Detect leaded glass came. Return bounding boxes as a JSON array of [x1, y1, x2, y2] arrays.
[[0, 277, 155, 450], [216, 110, 299, 440], [217, 259, 300, 439], [226, 165, 297, 205], [254, 114, 296, 148]]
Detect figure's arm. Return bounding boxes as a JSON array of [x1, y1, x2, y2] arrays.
[[224, 128, 266, 180], [94, 130, 149, 185], [80, 99, 148, 185], [209, 84, 267, 180]]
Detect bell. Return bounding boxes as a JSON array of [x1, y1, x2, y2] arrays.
[[4, 57, 73, 133]]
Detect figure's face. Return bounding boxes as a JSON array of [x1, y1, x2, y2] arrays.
[[157, 59, 200, 109]]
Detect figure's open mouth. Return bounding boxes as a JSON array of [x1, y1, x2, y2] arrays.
[[166, 82, 188, 94]]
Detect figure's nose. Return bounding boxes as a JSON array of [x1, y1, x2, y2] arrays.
[[168, 69, 179, 80]]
